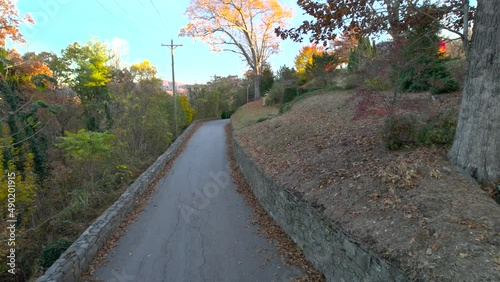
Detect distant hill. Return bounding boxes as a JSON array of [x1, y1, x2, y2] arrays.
[[162, 80, 189, 95]]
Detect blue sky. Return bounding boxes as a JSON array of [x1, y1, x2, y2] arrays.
[[10, 0, 310, 85]]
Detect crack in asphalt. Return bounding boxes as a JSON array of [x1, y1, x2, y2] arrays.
[[198, 221, 207, 282]]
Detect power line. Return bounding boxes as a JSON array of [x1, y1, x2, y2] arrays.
[[94, 0, 116, 18], [149, 0, 163, 19], [112, 0, 131, 17], [94, 0, 137, 36], [138, 0, 168, 34]]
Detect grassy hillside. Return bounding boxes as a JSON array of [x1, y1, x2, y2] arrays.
[[231, 89, 500, 281]]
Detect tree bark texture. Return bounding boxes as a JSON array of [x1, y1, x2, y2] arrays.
[[448, 0, 500, 183], [254, 74, 261, 99]]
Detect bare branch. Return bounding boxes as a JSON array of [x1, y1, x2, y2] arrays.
[[180, 0, 292, 97]]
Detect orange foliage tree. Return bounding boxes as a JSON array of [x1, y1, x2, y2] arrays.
[[180, 0, 292, 99], [329, 28, 361, 64], [8, 50, 52, 77], [294, 44, 324, 83], [0, 0, 34, 46]]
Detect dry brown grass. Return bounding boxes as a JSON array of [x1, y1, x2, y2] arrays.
[[232, 89, 500, 281], [231, 98, 279, 131], [225, 124, 325, 282]]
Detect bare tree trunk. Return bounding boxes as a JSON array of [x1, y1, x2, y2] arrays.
[[386, 0, 402, 41], [254, 72, 261, 99], [448, 0, 500, 183]]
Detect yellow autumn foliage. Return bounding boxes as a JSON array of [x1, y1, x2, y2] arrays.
[[179, 96, 195, 125]]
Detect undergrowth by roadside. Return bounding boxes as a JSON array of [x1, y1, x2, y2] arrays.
[[79, 121, 204, 280]]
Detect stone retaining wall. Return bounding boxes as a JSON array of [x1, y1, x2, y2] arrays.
[[36, 120, 203, 282], [232, 137, 410, 282]]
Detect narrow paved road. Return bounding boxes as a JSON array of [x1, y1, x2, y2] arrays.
[[89, 120, 301, 282]]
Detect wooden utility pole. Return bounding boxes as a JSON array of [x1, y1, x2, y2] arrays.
[[162, 39, 183, 137]]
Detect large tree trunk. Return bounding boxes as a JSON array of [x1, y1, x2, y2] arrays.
[[254, 72, 261, 99], [448, 0, 500, 183]]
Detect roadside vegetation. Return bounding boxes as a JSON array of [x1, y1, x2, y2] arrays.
[[231, 57, 499, 281], [2, 0, 500, 280], [0, 39, 258, 279], [231, 2, 500, 280], [233, 88, 499, 280], [0, 4, 253, 279], [0, 40, 196, 279]]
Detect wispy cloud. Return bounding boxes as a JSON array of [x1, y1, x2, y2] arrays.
[[108, 37, 130, 68]]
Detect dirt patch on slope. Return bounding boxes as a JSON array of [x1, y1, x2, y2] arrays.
[[232, 90, 500, 281]]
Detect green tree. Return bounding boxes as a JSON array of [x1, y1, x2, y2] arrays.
[[348, 37, 376, 73], [56, 129, 115, 196], [395, 8, 458, 94], [245, 64, 274, 97], [306, 52, 340, 87], [260, 65, 274, 95], [109, 64, 174, 166], [188, 75, 245, 118], [0, 137, 37, 277], [294, 44, 324, 83], [179, 96, 194, 127], [0, 49, 53, 177], [61, 40, 112, 131], [275, 65, 297, 86]]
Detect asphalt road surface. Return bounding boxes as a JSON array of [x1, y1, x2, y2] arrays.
[[89, 119, 302, 282]]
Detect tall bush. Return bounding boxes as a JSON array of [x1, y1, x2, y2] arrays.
[[306, 52, 340, 87], [56, 129, 115, 196], [348, 37, 376, 73], [395, 7, 459, 94], [179, 95, 195, 128], [382, 111, 458, 150], [263, 83, 285, 106]]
